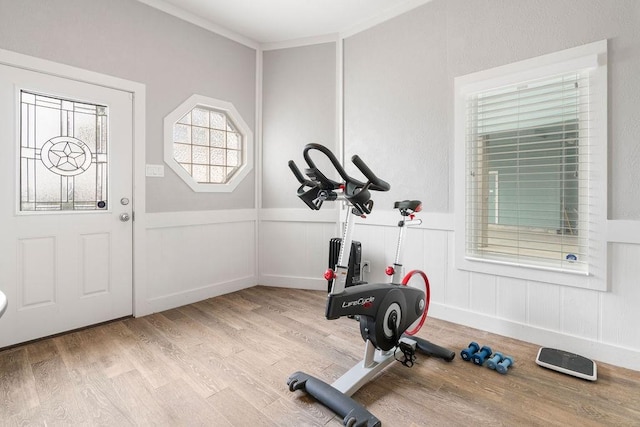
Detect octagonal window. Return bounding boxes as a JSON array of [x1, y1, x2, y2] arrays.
[[164, 95, 253, 192]]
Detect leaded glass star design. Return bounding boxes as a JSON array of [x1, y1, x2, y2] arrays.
[[40, 136, 93, 176]]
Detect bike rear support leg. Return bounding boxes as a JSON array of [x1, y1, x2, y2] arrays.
[[332, 340, 395, 396], [288, 340, 391, 427], [288, 371, 381, 427]]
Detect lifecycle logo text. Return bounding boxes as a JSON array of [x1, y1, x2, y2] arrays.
[[342, 296, 375, 309]]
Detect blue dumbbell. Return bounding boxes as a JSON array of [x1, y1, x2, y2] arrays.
[[460, 342, 480, 361], [497, 356, 514, 374], [486, 352, 504, 370], [472, 346, 492, 365]]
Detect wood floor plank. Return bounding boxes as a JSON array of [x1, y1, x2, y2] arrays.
[[1, 286, 639, 426], [109, 369, 174, 425], [69, 364, 136, 426], [252, 305, 362, 371], [187, 341, 282, 410], [195, 299, 248, 331], [53, 325, 134, 381], [30, 355, 90, 424], [261, 395, 330, 427], [152, 378, 232, 426], [207, 387, 276, 427], [110, 319, 181, 390], [93, 322, 140, 379], [6, 404, 47, 426], [0, 348, 39, 419], [236, 286, 296, 314], [216, 290, 262, 312], [177, 304, 245, 358], [123, 316, 226, 398], [142, 312, 206, 354], [24, 339, 59, 365]]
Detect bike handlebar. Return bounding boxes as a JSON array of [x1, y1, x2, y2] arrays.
[[301, 143, 389, 192], [302, 143, 362, 188], [289, 143, 389, 213], [351, 155, 390, 192], [288, 160, 309, 185]]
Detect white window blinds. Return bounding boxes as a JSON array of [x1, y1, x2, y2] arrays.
[[465, 71, 590, 273]]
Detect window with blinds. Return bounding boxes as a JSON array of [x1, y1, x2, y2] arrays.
[[465, 72, 589, 273], [455, 40, 608, 289]]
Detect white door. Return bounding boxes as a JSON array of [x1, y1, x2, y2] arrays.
[[0, 64, 133, 347]]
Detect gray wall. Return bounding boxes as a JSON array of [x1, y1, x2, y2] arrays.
[[262, 42, 337, 209], [344, 3, 450, 212], [344, 0, 640, 220], [0, 0, 257, 212]]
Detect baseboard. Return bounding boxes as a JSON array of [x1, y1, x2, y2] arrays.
[[259, 274, 326, 291], [141, 276, 258, 315], [428, 303, 640, 372]]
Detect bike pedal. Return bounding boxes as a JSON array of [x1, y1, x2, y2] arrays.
[[397, 337, 417, 367], [399, 337, 417, 353]]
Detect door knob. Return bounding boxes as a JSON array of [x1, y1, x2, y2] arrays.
[[119, 213, 130, 222]]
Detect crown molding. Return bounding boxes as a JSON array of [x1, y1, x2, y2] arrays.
[[136, 0, 259, 49]]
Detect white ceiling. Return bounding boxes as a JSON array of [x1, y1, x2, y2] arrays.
[[139, 0, 430, 45]]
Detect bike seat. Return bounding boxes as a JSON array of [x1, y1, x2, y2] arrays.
[[394, 200, 422, 215]]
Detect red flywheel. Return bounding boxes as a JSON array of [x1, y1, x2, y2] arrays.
[[400, 270, 430, 336]]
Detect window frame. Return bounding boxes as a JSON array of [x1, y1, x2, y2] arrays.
[[454, 40, 608, 291], [163, 94, 253, 193]]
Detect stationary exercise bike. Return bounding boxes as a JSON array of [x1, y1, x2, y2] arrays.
[[287, 143, 454, 427]]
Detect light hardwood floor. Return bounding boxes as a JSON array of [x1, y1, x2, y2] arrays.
[[1, 286, 639, 426]]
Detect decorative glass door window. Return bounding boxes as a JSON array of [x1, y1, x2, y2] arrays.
[[20, 91, 109, 212]]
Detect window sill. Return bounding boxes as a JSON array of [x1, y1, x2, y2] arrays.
[[456, 250, 606, 291]]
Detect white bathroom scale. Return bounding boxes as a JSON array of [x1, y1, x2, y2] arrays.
[[535, 347, 597, 381]]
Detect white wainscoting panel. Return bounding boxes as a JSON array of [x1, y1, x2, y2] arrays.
[[420, 229, 449, 305], [559, 285, 599, 341], [446, 231, 471, 309], [144, 210, 257, 313], [495, 276, 528, 324], [527, 281, 561, 331], [259, 209, 338, 289], [348, 223, 400, 283], [468, 272, 497, 316], [601, 243, 640, 348]]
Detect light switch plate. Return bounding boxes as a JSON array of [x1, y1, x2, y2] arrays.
[[146, 164, 165, 177]]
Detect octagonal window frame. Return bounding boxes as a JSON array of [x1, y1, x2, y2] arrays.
[[164, 94, 253, 193]]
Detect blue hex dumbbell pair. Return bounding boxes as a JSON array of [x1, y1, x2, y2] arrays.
[[472, 346, 492, 365], [460, 342, 514, 374], [486, 352, 514, 374], [460, 342, 480, 361], [460, 342, 491, 364], [486, 352, 503, 369], [497, 355, 514, 374]]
